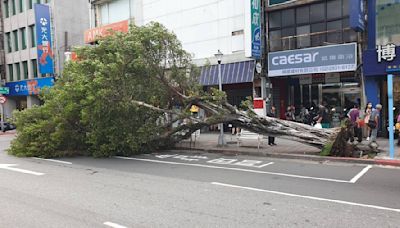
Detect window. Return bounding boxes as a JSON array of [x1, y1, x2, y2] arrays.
[[4, 1, 10, 17], [15, 63, 21, 81], [32, 59, 38, 78], [310, 3, 325, 23], [269, 11, 281, 29], [13, 30, 19, 51], [342, 18, 357, 42], [327, 20, 342, 43], [29, 0, 32, 9], [281, 9, 295, 27], [23, 61, 28, 79], [296, 6, 309, 24], [342, 0, 349, 16], [29, 25, 36, 47], [281, 27, 295, 50], [21, 27, 27, 49], [269, 30, 282, 51], [327, 0, 342, 19], [8, 64, 14, 81], [19, 0, 24, 12], [311, 23, 326, 46], [6, 32, 12, 53], [297, 25, 311, 48], [12, 0, 16, 15]]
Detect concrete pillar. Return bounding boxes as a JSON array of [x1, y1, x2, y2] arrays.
[[3, 98, 16, 119], [27, 96, 40, 108]]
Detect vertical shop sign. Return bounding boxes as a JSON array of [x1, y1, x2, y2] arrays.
[[349, 0, 365, 32], [34, 4, 54, 74], [251, 0, 261, 59]]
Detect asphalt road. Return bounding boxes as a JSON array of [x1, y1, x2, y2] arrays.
[[1, 134, 400, 228]]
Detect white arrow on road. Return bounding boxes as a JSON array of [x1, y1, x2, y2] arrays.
[[0, 164, 45, 176]]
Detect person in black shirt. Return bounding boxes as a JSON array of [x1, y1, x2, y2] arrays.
[[267, 106, 277, 146]]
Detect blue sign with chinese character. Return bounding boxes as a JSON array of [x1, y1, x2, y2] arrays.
[[5, 77, 55, 96], [268, 43, 357, 77], [349, 0, 365, 32], [34, 4, 54, 74], [251, 0, 262, 59]]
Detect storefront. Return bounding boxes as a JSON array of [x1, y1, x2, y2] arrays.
[[268, 43, 360, 123], [4, 77, 55, 117], [363, 46, 400, 136]]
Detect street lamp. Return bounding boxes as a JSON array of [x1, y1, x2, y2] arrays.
[[215, 50, 226, 146]]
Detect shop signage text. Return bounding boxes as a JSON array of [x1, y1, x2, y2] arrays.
[[363, 46, 400, 76], [34, 4, 54, 74], [0, 87, 9, 95], [5, 77, 55, 96], [84, 20, 129, 44], [268, 43, 357, 77], [251, 0, 261, 59], [377, 43, 397, 62]]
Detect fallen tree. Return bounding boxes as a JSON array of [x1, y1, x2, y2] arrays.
[[8, 23, 376, 158]]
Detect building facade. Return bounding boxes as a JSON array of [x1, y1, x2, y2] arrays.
[[1, 0, 89, 117], [266, 0, 360, 124], [87, 0, 260, 109]]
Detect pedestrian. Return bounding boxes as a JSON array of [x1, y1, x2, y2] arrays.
[[299, 105, 309, 124], [285, 106, 295, 121], [267, 106, 277, 146], [368, 104, 382, 147], [347, 104, 362, 143], [364, 102, 373, 141], [314, 103, 330, 128]]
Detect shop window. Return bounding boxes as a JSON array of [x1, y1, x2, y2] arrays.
[[6, 32, 12, 53], [281, 9, 295, 27], [269, 11, 281, 29], [15, 63, 21, 81], [296, 6, 309, 24], [281, 27, 295, 50], [311, 23, 326, 46], [29, 25, 36, 47], [23, 61, 28, 79], [32, 59, 38, 78], [4, 1, 10, 17], [327, 20, 342, 43], [327, 0, 342, 19], [297, 25, 310, 48], [376, 0, 400, 46], [269, 30, 282, 51], [21, 27, 27, 50], [310, 3, 325, 23], [13, 30, 19, 51], [8, 64, 14, 81]]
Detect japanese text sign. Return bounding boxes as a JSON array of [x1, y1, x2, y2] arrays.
[[377, 44, 397, 63], [251, 0, 261, 59], [349, 0, 365, 32], [34, 4, 54, 74], [268, 43, 357, 77]]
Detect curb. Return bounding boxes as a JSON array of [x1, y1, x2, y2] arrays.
[[173, 146, 400, 167]]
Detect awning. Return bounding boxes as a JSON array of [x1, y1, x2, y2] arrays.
[[199, 60, 255, 86]]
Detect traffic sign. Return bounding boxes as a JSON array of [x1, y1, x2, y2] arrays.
[[0, 96, 7, 104], [0, 87, 9, 95]]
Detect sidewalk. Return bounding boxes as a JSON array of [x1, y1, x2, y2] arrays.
[[175, 132, 400, 167]]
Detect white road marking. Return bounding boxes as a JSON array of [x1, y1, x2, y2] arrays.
[[211, 182, 400, 213], [256, 162, 274, 168], [104, 221, 127, 228], [33, 157, 72, 165], [114, 156, 349, 183], [349, 165, 372, 183], [0, 164, 45, 176]]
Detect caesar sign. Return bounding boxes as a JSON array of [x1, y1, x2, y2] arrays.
[[268, 43, 357, 77]]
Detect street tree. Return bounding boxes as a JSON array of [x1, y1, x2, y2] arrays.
[[8, 23, 370, 158]]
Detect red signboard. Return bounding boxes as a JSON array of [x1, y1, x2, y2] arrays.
[[84, 20, 129, 44]]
